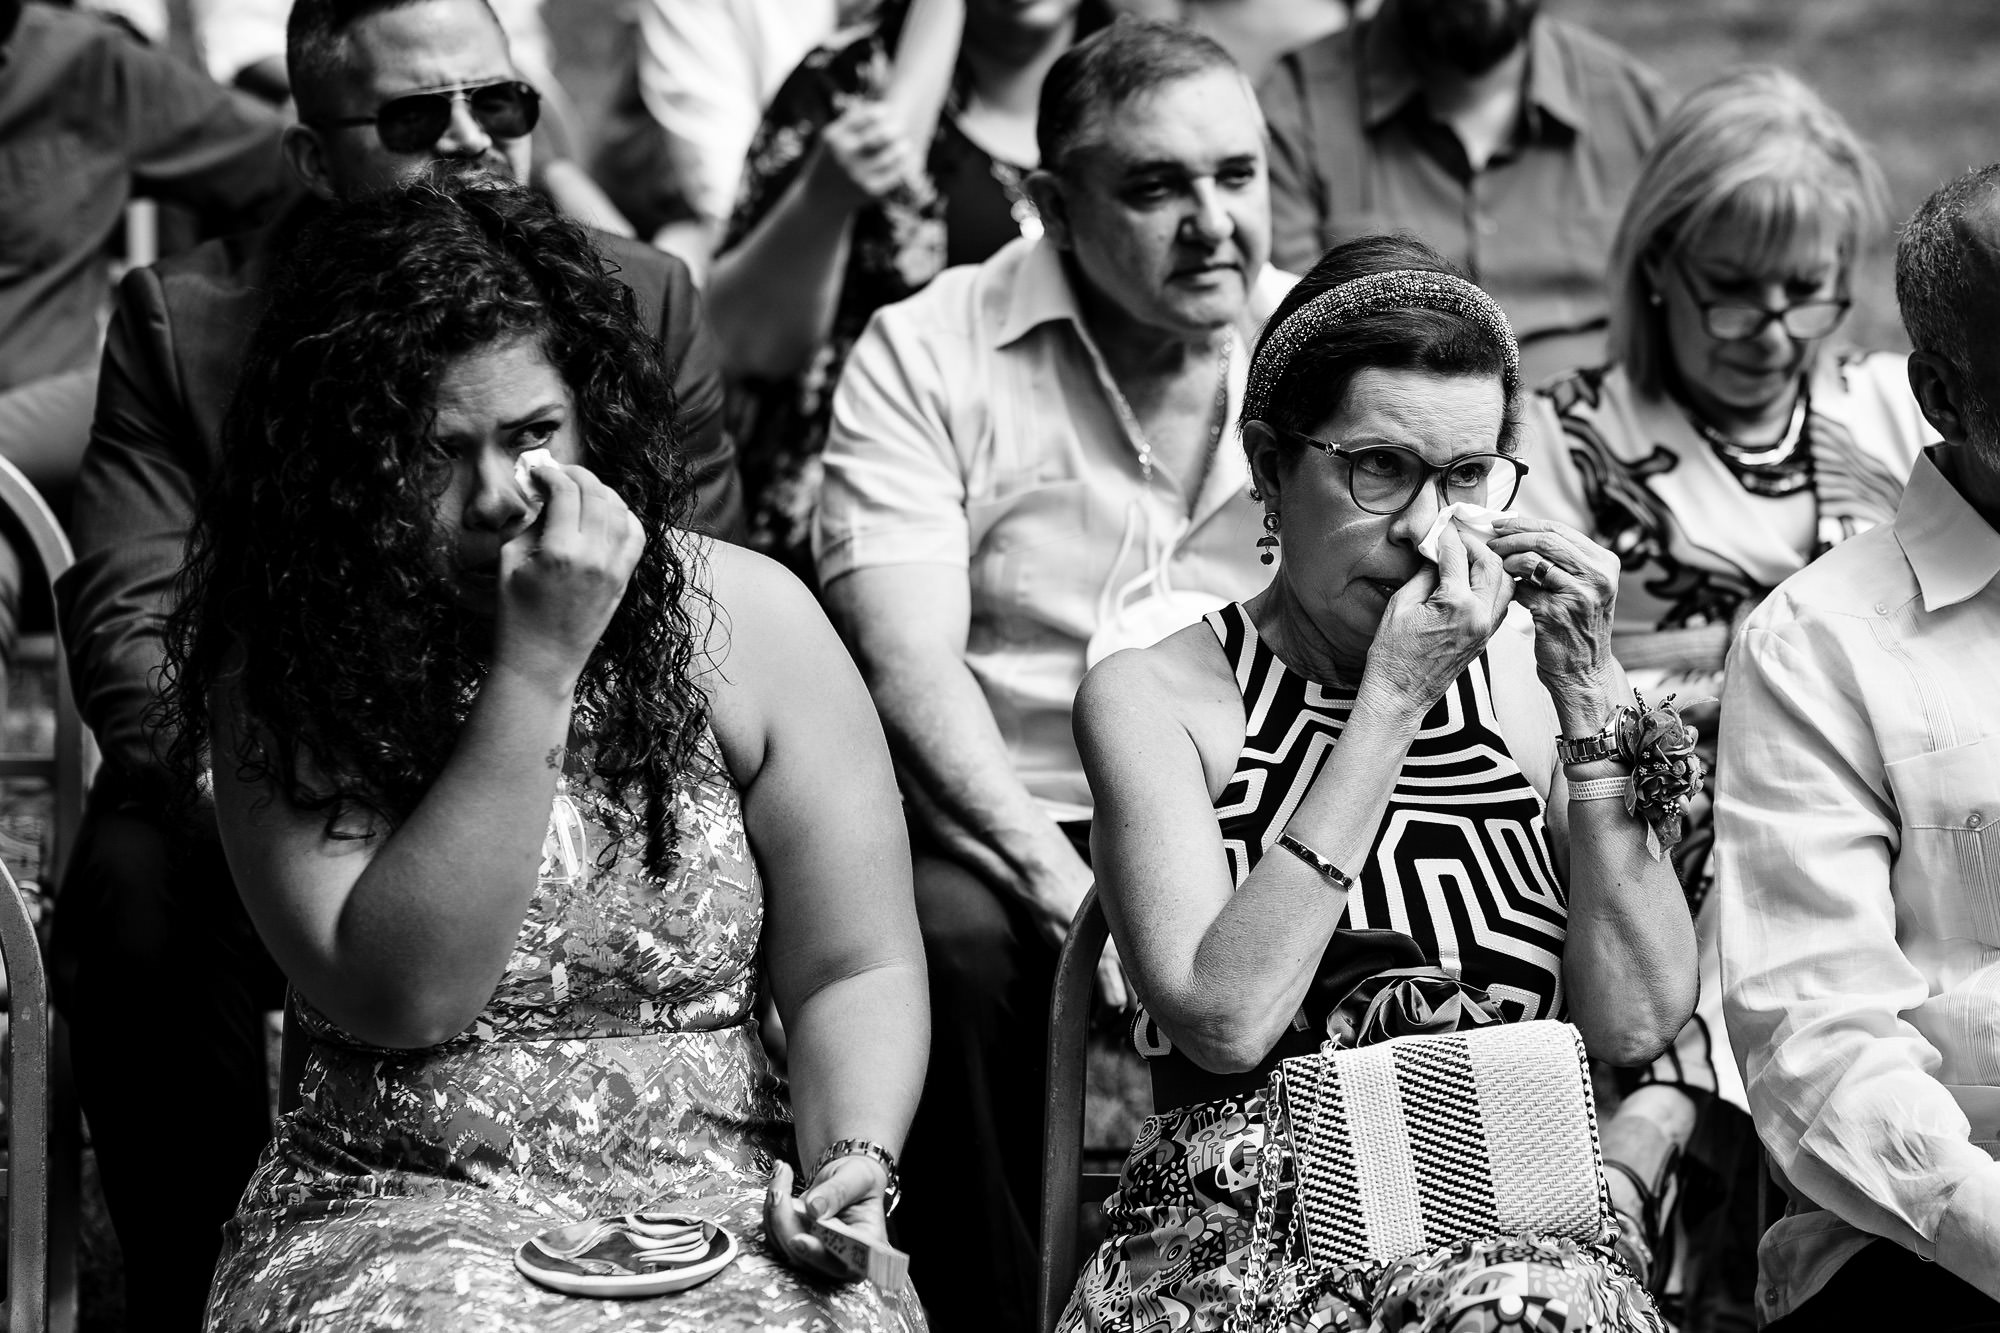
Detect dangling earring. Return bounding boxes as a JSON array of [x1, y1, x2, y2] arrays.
[[1257, 510, 1281, 565]]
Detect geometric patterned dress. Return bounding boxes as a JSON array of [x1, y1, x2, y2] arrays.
[[203, 734, 929, 1333], [1057, 605, 1661, 1332]]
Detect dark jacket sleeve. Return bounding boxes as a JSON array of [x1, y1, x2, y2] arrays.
[[56, 267, 204, 800], [652, 252, 744, 542], [113, 29, 292, 232]]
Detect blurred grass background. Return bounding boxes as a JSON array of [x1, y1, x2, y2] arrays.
[[45, 0, 2000, 1326]]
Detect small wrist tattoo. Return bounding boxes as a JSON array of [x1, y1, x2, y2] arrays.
[[544, 746, 563, 771]]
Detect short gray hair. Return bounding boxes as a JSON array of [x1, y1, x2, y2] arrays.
[[1896, 164, 2000, 378]]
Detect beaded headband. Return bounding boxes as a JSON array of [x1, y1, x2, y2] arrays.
[[1242, 269, 1520, 425]]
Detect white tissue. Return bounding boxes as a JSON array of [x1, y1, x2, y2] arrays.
[[1416, 501, 1506, 564], [514, 447, 556, 517], [514, 447, 556, 492]]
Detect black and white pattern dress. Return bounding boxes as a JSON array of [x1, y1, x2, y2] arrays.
[[1209, 601, 1567, 1025], [1057, 604, 1661, 1333]]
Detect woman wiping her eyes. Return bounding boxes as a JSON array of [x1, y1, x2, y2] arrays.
[[1055, 233, 1694, 1331], [160, 177, 930, 1332]]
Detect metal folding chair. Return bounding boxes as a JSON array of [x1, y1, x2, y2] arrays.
[[0, 453, 95, 1333], [1036, 888, 1123, 1333]]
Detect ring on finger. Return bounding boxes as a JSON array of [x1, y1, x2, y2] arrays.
[[1528, 556, 1553, 588]]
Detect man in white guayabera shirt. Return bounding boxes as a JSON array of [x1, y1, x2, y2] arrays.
[[1717, 163, 2000, 1330]]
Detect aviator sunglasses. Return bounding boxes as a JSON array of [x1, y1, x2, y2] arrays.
[[309, 79, 541, 154]]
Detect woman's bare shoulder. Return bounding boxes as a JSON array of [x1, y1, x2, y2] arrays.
[[691, 536, 865, 783], [1077, 619, 1246, 791]]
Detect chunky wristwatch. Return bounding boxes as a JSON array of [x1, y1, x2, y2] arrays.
[[1554, 721, 1622, 766], [812, 1138, 903, 1215]]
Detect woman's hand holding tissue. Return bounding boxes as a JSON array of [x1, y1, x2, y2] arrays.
[[1486, 515, 1624, 735]]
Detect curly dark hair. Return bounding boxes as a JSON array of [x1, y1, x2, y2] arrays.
[[156, 177, 711, 872]]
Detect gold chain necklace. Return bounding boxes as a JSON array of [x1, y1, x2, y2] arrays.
[[1103, 337, 1234, 505]]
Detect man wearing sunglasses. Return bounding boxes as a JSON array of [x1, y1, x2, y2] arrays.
[[55, 0, 741, 1325]]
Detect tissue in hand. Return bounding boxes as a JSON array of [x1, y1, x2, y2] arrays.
[[514, 448, 557, 515], [1415, 501, 1506, 564]]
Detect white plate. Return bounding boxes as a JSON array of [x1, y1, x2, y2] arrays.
[[514, 1212, 738, 1299]]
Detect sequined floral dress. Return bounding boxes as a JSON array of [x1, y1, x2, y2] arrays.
[[204, 737, 927, 1333]]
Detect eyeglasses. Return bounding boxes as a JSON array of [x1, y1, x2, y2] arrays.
[[1282, 433, 1527, 514], [1673, 263, 1850, 342], [309, 80, 540, 154]]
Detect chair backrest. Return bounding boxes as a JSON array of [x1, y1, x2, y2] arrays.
[[0, 454, 95, 888], [0, 855, 52, 1332], [1036, 888, 1120, 1333], [0, 456, 93, 1333]]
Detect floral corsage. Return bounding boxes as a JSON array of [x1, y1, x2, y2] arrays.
[[1613, 691, 1710, 861]]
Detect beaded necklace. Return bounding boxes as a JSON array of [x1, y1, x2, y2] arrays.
[[1680, 377, 1832, 558]]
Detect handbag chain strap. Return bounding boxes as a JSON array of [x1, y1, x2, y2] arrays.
[[1231, 1072, 1290, 1333]]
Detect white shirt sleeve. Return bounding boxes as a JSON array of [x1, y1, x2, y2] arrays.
[[633, 0, 835, 228], [1717, 610, 2000, 1280], [813, 304, 972, 584], [191, 0, 286, 84]]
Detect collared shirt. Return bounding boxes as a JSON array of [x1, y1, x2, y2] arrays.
[[1258, 14, 1666, 385], [1717, 450, 2000, 1320], [815, 235, 1289, 817]]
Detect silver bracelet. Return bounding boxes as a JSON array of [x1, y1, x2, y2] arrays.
[[1277, 832, 1355, 891], [1568, 776, 1632, 803]]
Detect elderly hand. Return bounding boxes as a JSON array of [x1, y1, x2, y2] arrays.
[[1487, 516, 1621, 725], [1361, 522, 1514, 714]]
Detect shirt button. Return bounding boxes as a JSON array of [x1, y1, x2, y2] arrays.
[[1970, 812, 1986, 829], [1875, 601, 1890, 615]]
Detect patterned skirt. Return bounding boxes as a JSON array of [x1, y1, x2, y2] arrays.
[[1056, 1092, 1663, 1333], [205, 1022, 927, 1333]]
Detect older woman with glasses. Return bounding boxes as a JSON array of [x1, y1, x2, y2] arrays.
[[1513, 67, 1934, 1315], [1057, 233, 1694, 1331]]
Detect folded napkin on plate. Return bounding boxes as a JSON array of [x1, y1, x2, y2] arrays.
[[1416, 501, 1507, 564]]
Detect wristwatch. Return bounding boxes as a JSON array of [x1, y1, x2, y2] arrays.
[[1555, 721, 1622, 766], [812, 1138, 903, 1216]]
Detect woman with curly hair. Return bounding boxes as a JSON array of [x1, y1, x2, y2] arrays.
[[159, 177, 929, 1332]]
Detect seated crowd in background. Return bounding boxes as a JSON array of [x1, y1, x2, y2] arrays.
[[1516, 64, 1931, 1324], [1, 0, 1998, 1329]]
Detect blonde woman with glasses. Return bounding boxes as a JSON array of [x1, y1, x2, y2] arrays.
[[1514, 66, 1934, 1324]]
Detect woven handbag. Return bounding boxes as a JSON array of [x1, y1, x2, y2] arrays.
[[1234, 1020, 1616, 1329]]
